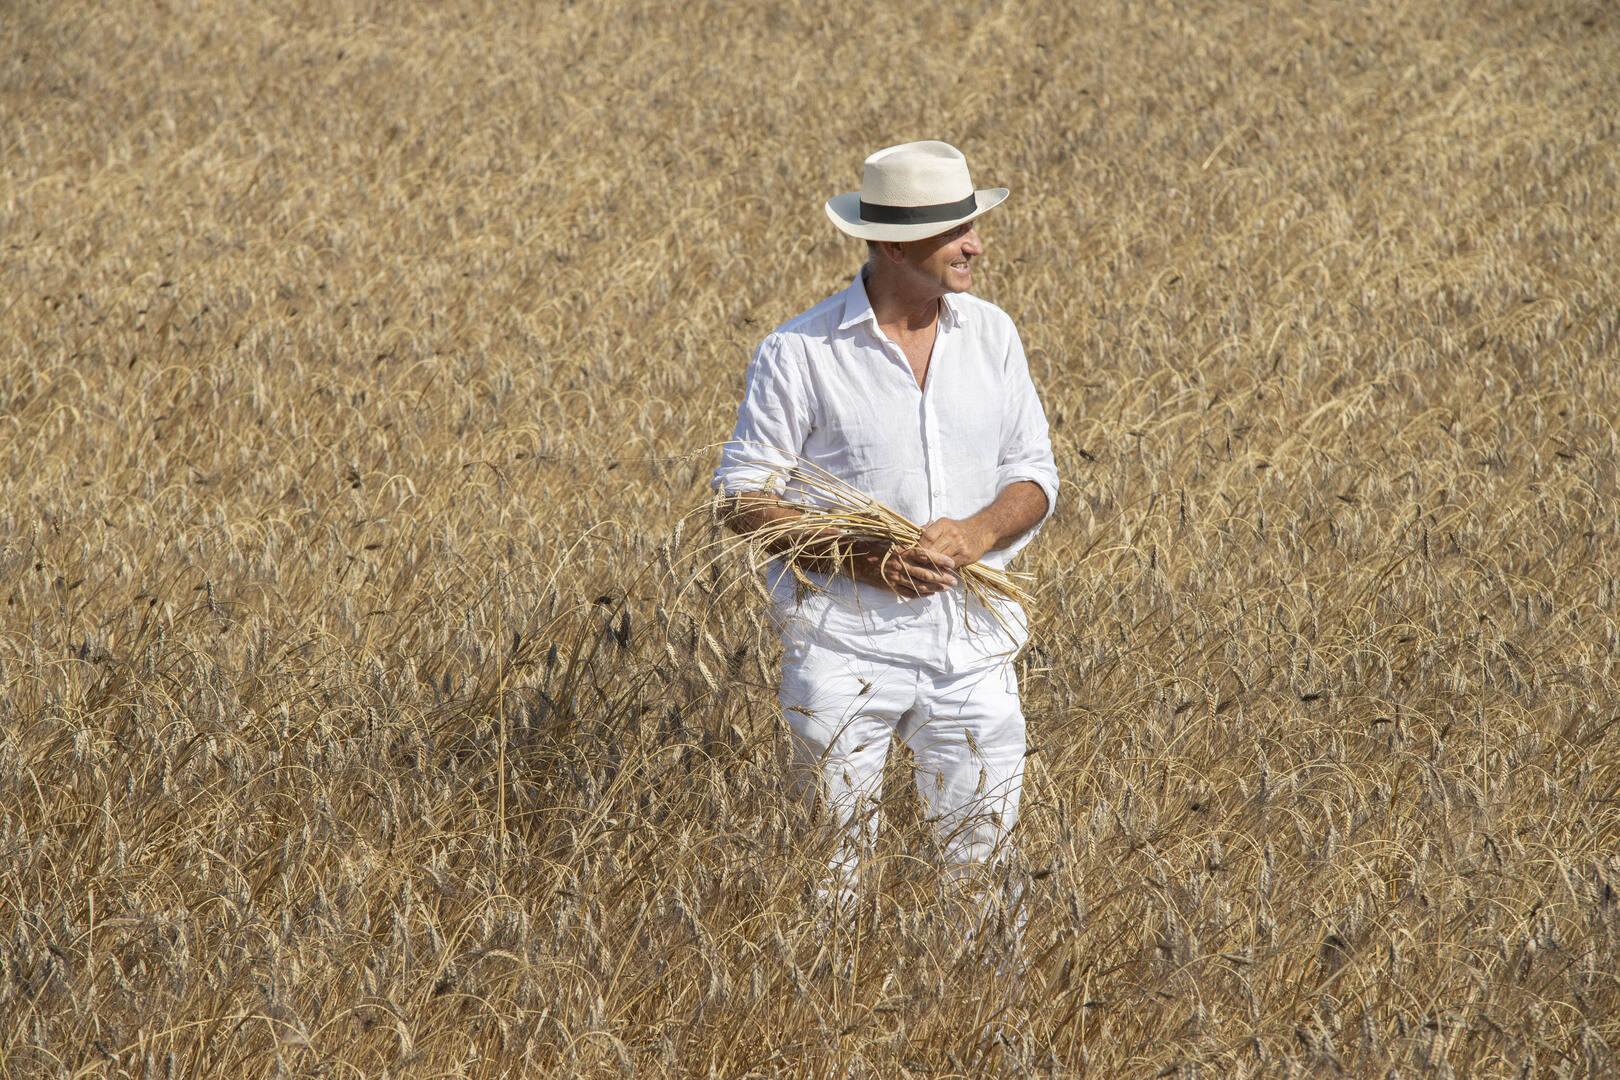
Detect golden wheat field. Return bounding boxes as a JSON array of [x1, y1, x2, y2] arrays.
[[3, 0, 1619, 1075]]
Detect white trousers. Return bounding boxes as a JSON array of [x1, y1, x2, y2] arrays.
[[779, 637, 1026, 906]]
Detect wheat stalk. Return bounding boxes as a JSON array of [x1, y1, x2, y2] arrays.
[[711, 447, 1036, 618]]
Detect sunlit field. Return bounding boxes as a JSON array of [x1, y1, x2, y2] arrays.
[[3, 0, 1618, 1075]]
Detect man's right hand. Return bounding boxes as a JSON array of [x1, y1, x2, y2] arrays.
[[847, 539, 959, 598]]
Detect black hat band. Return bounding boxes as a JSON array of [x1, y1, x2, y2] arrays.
[[858, 192, 978, 225]]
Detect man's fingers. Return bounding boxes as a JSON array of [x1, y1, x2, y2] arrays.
[[906, 544, 957, 572], [890, 547, 958, 590], [892, 573, 950, 597], [857, 541, 961, 596], [921, 530, 979, 569], [919, 521, 960, 550]]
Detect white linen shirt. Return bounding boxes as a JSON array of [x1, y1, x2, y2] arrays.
[[713, 271, 1059, 673]]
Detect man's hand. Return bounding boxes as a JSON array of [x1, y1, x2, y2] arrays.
[[847, 539, 959, 598], [919, 484, 1050, 570], [917, 517, 998, 570]]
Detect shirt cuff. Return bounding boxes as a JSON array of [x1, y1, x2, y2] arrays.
[[711, 460, 791, 496], [997, 469, 1059, 526]]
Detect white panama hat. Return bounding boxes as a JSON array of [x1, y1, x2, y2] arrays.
[[824, 140, 1009, 243]]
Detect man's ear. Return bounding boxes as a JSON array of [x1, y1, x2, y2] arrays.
[[875, 240, 906, 263]]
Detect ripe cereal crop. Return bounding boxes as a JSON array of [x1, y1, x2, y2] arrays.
[[1, 1, 1617, 1076]]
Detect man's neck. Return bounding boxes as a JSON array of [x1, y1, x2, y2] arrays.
[[863, 262, 942, 335]]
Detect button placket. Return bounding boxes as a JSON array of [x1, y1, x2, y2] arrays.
[[923, 328, 951, 656], [922, 333, 945, 518]]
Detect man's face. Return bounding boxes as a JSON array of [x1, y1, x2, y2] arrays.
[[892, 219, 985, 295]]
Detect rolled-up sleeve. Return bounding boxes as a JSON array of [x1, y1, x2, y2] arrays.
[[996, 327, 1060, 535], [712, 333, 809, 496]]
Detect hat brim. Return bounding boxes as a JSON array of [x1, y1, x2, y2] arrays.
[[824, 187, 1009, 242]]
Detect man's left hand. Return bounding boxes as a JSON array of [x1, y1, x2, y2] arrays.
[[917, 517, 997, 570]]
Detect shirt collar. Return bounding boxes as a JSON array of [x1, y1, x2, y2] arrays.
[[837, 271, 875, 331], [838, 268, 970, 332]]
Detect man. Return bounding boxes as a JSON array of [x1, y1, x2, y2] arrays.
[[712, 141, 1059, 915]]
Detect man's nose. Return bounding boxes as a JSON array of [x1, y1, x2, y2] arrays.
[[961, 228, 984, 256]]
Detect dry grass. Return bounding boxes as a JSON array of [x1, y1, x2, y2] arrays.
[[3, 0, 1619, 1076]]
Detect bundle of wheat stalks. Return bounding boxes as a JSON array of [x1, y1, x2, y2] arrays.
[[713, 453, 1034, 613]]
